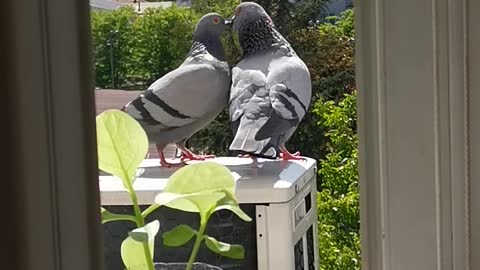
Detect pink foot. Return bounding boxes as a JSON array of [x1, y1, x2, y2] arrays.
[[280, 148, 306, 161], [180, 153, 215, 162], [280, 151, 300, 158]]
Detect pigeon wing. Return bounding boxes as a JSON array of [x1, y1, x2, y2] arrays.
[[255, 57, 312, 141], [123, 63, 229, 129]]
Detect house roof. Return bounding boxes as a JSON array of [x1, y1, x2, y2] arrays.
[[90, 0, 175, 12], [90, 0, 125, 10]]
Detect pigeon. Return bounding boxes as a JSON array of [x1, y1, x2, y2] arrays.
[[122, 13, 232, 167], [228, 2, 312, 160]]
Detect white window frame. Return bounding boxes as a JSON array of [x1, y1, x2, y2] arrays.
[[4, 0, 103, 269], [356, 0, 474, 269]]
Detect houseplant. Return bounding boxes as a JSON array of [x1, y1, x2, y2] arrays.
[[96, 109, 251, 270]]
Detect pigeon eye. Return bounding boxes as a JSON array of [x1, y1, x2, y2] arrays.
[[212, 17, 220, 24], [235, 7, 242, 16]]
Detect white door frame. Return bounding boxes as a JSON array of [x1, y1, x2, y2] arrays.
[[356, 0, 472, 269]]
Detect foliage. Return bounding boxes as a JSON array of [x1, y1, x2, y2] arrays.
[[248, 0, 331, 34], [91, 7, 137, 89], [131, 7, 199, 88], [91, 6, 199, 89], [97, 109, 155, 270], [156, 162, 251, 269], [314, 92, 360, 270], [191, 0, 240, 17], [97, 110, 250, 270]]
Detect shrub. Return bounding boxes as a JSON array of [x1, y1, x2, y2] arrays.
[[314, 92, 360, 270], [91, 6, 198, 90], [131, 7, 199, 89], [91, 7, 137, 89]]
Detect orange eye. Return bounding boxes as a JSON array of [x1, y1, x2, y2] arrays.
[[235, 7, 242, 16], [212, 17, 220, 24]]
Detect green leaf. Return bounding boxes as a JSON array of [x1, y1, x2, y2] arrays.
[[155, 191, 226, 214], [204, 236, 245, 259], [214, 192, 252, 222], [100, 207, 136, 224], [121, 220, 159, 270], [129, 220, 160, 243], [96, 109, 148, 186], [121, 236, 152, 270], [162, 225, 197, 247], [165, 162, 235, 195], [156, 162, 235, 215]]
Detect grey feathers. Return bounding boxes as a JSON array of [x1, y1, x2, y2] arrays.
[[229, 2, 312, 158]]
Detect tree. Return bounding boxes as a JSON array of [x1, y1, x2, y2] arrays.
[[246, 0, 331, 34]]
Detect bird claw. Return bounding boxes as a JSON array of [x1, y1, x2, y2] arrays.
[[280, 151, 306, 161], [280, 151, 300, 158], [180, 154, 215, 162]]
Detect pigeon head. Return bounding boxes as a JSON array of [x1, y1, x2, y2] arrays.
[[230, 2, 271, 32], [193, 13, 230, 41], [229, 2, 289, 56], [190, 13, 230, 61]]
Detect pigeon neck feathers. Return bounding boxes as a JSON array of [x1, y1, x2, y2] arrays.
[[189, 35, 226, 62], [238, 18, 294, 57]]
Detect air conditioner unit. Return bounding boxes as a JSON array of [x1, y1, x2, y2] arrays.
[[100, 157, 319, 270]]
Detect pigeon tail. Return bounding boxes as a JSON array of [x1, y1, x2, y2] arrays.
[[229, 117, 280, 158]]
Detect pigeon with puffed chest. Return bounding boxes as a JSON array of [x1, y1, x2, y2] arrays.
[[228, 2, 312, 160]]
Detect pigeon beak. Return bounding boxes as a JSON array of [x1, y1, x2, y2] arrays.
[[224, 15, 235, 27]]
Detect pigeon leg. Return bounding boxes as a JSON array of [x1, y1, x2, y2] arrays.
[[176, 143, 215, 162], [156, 144, 182, 168], [280, 145, 306, 161]]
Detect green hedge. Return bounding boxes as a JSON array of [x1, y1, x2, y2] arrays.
[[91, 6, 199, 89]]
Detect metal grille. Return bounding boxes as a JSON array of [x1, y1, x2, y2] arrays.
[[294, 238, 304, 270], [103, 204, 257, 270]]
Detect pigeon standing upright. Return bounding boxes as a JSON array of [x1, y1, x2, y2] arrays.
[[228, 2, 312, 160], [122, 13, 231, 167]]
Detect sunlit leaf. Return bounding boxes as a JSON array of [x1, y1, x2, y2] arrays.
[[121, 220, 159, 270], [204, 236, 245, 259], [162, 225, 197, 247], [214, 192, 252, 222], [129, 220, 160, 243], [96, 110, 148, 187]]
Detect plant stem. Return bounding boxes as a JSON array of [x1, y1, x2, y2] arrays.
[[186, 219, 208, 270], [126, 179, 154, 270], [142, 204, 161, 219]]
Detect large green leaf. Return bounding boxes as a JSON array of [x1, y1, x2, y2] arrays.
[[96, 109, 148, 186], [121, 220, 159, 270], [214, 192, 252, 222], [156, 162, 235, 215], [204, 236, 245, 259], [155, 191, 226, 214], [164, 162, 235, 195], [121, 236, 151, 270], [162, 224, 197, 247]]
